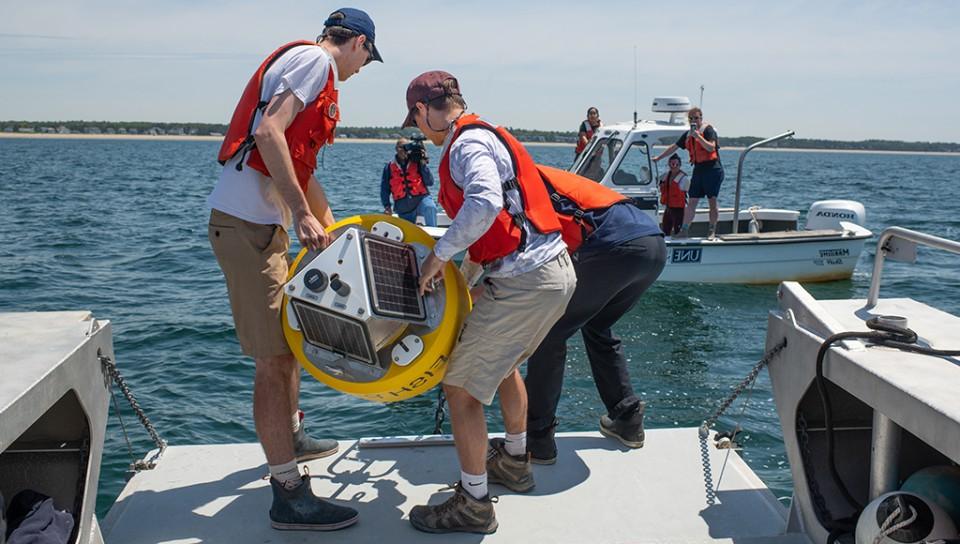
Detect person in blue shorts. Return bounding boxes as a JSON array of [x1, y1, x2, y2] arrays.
[[654, 107, 724, 238]]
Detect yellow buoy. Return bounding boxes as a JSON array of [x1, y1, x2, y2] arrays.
[[282, 214, 470, 402]]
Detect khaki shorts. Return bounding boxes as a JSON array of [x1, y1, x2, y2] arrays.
[[443, 252, 577, 405], [208, 209, 292, 359]]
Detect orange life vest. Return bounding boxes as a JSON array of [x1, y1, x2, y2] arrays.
[[574, 120, 597, 155], [537, 165, 630, 253], [217, 41, 340, 193], [686, 124, 719, 164], [659, 171, 687, 208], [388, 161, 429, 201], [438, 115, 562, 265]]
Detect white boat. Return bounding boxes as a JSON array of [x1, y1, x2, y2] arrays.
[[2, 227, 958, 543], [426, 96, 873, 284]]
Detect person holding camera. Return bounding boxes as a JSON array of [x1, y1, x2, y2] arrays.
[[380, 137, 438, 226], [653, 107, 724, 239]]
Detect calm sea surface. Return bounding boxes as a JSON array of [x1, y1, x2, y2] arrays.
[[1, 138, 959, 516]]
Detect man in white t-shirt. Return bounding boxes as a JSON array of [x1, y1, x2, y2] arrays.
[[207, 7, 381, 532]]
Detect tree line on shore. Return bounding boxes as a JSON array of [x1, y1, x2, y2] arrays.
[[3, 120, 959, 153]]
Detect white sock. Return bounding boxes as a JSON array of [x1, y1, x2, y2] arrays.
[[460, 470, 487, 499], [292, 410, 302, 433], [504, 432, 527, 456], [270, 460, 302, 490]]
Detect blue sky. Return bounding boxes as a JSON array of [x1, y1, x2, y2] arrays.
[[2, 1, 958, 141]]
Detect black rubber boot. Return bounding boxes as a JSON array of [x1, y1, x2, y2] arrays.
[[600, 402, 646, 448], [293, 411, 339, 462], [269, 473, 358, 531]]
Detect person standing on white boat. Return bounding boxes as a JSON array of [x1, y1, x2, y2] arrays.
[[525, 175, 667, 464], [654, 107, 724, 239], [403, 70, 577, 534], [658, 153, 689, 235], [574, 106, 602, 160], [206, 8, 381, 532]]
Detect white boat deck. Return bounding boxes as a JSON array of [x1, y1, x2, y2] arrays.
[[101, 429, 806, 544], [817, 297, 960, 462]]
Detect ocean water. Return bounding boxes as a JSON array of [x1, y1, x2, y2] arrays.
[[1, 138, 959, 518]]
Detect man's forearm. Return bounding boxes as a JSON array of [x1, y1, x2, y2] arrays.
[[254, 126, 310, 218], [306, 177, 335, 227]]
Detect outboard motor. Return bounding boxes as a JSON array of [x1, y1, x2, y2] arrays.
[[805, 200, 867, 230]]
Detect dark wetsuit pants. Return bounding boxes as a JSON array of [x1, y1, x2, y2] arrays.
[[525, 235, 667, 431]]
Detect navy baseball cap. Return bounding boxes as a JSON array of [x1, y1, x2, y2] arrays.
[[323, 7, 382, 63]]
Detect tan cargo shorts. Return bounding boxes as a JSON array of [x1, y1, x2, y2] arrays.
[[442, 251, 577, 405], [208, 209, 292, 359]]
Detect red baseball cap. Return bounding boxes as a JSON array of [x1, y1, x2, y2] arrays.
[[402, 70, 461, 128]]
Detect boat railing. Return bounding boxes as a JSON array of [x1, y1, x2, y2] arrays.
[[866, 226, 960, 308], [731, 130, 795, 233]]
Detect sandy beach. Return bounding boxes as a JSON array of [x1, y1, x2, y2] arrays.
[[1, 132, 957, 156]]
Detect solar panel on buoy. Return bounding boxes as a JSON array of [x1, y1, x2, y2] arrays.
[[290, 300, 376, 365], [362, 235, 427, 321]]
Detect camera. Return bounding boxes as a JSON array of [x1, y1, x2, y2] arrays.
[[402, 136, 427, 164], [690, 123, 699, 132]]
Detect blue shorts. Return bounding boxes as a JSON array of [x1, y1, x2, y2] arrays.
[[688, 164, 724, 199]]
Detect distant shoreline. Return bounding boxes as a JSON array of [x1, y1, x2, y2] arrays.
[[2, 132, 959, 156]]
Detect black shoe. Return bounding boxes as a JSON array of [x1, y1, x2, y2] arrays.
[[293, 411, 339, 462], [269, 473, 358, 531], [599, 403, 646, 448], [527, 420, 558, 465]]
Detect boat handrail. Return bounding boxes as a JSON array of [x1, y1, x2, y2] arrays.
[[867, 226, 960, 307], [731, 130, 795, 233]]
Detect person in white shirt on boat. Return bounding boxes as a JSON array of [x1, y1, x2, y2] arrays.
[[654, 108, 724, 239], [206, 8, 381, 532]]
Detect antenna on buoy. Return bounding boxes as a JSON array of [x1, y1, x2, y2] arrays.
[[699, 84, 705, 108]]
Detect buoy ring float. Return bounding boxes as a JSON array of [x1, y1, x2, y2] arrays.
[[282, 214, 470, 402]]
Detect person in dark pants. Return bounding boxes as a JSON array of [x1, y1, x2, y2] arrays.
[[525, 201, 667, 464]]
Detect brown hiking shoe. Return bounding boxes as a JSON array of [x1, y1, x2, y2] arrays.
[[487, 438, 535, 493], [408, 483, 498, 534]]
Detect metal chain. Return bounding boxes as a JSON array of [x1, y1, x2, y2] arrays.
[[697, 338, 786, 505], [698, 338, 787, 439], [699, 431, 717, 505], [99, 352, 167, 471], [432, 387, 446, 435], [797, 411, 832, 523]]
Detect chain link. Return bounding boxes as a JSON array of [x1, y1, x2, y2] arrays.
[[432, 387, 446, 435], [99, 352, 167, 471], [698, 338, 787, 439], [797, 411, 832, 523], [697, 338, 786, 505]]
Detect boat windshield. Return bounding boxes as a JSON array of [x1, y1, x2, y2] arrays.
[[575, 137, 623, 182], [610, 141, 653, 186]]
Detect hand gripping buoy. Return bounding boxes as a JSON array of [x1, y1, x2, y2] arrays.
[[282, 214, 471, 402]]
